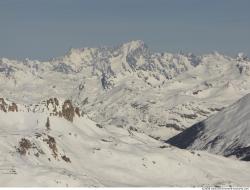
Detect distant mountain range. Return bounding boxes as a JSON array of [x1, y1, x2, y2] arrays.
[[1, 40, 250, 139], [1, 41, 250, 186]]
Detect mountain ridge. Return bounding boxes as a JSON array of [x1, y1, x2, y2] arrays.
[[1, 40, 250, 140], [167, 93, 250, 161], [1, 41, 250, 186]]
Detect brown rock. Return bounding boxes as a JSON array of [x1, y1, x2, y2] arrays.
[[8, 102, 18, 112], [62, 100, 75, 122], [0, 98, 7, 112]]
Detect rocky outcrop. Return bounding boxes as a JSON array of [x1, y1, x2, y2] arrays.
[[0, 98, 18, 112], [0, 97, 82, 122], [38, 98, 83, 122], [62, 100, 75, 122], [16, 138, 32, 155], [44, 98, 82, 122], [0, 98, 7, 112], [8, 102, 18, 112], [45, 98, 60, 116], [43, 135, 58, 158]]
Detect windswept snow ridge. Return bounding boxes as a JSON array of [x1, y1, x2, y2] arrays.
[[167, 93, 250, 161]]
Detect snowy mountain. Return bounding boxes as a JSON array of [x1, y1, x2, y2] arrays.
[[1, 40, 250, 186], [1, 40, 250, 140], [167, 93, 250, 161], [1, 108, 250, 186]]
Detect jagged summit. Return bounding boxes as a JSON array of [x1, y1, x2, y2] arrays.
[[237, 52, 248, 61], [119, 40, 148, 51], [1, 41, 250, 141]]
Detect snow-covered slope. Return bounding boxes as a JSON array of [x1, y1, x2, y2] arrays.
[[1, 110, 250, 186], [1, 41, 250, 140], [1, 41, 250, 186], [167, 93, 250, 161]]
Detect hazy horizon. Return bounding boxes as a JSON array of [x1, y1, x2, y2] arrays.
[[1, 0, 250, 60]]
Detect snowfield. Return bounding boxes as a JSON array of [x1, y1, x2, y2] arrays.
[[1, 41, 250, 186], [1, 112, 250, 187], [1, 41, 250, 140]]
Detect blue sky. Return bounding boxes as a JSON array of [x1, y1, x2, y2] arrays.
[[0, 0, 250, 60]]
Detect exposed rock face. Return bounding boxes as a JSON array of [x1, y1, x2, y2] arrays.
[[0, 98, 7, 112], [61, 155, 71, 163], [0, 97, 82, 122], [0, 98, 18, 112], [46, 98, 60, 116], [46, 98, 59, 107], [8, 103, 18, 112], [43, 135, 58, 158], [45, 98, 82, 121], [16, 138, 32, 155], [62, 100, 75, 122]]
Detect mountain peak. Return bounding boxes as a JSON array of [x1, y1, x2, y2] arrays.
[[122, 40, 146, 46], [236, 52, 248, 61], [119, 40, 148, 52]]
